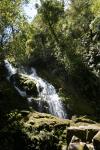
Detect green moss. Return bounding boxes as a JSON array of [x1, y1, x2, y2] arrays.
[[14, 74, 38, 97], [19, 112, 70, 149], [0, 109, 100, 150], [0, 110, 70, 150]]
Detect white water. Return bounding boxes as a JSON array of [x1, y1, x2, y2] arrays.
[[4, 60, 67, 119], [28, 68, 67, 118], [4, 60, 17, 79], [15, 86, 27, 97]]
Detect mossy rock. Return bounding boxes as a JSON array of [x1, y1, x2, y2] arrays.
[[20, 112, 70, 150], [12, 73, 38, 97], [0, 110, 100, 150], [0, 111, 70, 150], [21, 111, 70, 132]]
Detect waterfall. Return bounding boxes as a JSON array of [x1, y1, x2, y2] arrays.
[[28, 68, 67, 118], [4, 60, 67, 119]]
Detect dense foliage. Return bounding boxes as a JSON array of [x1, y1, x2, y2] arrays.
[[25, 0, 100, 77], [0, 0, 30, 62]]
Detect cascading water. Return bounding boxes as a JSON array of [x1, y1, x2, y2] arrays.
[[4, 60, 17, 79], [4, 60, 67, 119], [28, 68, 67, 118]]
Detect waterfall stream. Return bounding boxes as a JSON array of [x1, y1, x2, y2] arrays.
[[4, 60, 67, 119]]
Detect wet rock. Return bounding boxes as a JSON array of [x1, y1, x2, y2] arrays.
[[93, 131, 100, 150], [29, 98, 49, 113], [38, 85, 43, 92], [13, 73, 38, 97]]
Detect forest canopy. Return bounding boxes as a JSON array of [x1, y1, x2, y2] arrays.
[[0, 0, 100, 77]]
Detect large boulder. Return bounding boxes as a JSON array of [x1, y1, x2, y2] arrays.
[[67, 125, 100, 144], [11, 73, 38, 97], [0, 111, 70, 150]]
